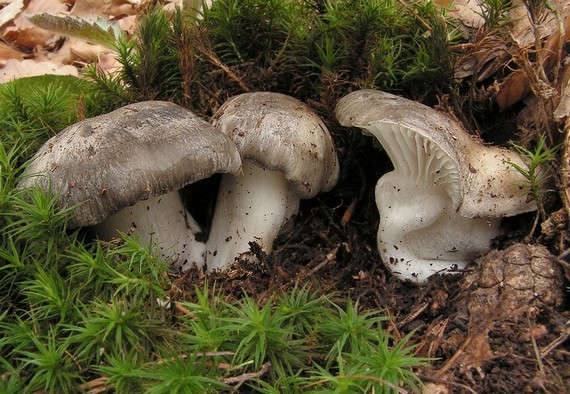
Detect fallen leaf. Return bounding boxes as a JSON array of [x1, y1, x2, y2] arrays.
[[95, 52, 122, 75], [0, 58, 77, 84], [554, 66, 570, 120], [510, 0, 570, 48], [70, 0, 146, 18], [0, 42, 24, 66], [496, 70, 531, 110], [439, 0, 485, 35], [43, 36, 113, 65], [0, 0, 24, 29], [117, 14, 137, 34], [2, 0, 69, 49]]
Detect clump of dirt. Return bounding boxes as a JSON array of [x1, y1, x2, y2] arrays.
[[429, 243, 567, 393]]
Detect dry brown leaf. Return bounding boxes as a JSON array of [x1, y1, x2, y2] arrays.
[[70, 0, 146, 18], [496, 70, 531, 110], [496, 7, 570, 110], [3, 0, 69, 49], [117, 14, 137, 34], [0, 42, 24, 66], [40, 36, 113, 65], [453, 36, 510, 81], [163, 0, 183, 14], [437, 0, 485, 36], [0, 0, 24, 29], [95, 52, 122, 75], [510, 0, 570, 48], [541, 10, 570, 70], [554, 65, 570, 120], [0, 58, 78, 83]]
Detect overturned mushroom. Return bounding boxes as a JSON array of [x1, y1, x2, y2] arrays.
[[19, 101, 242, 271], [335, 89, 536, 283], [206, 92, 339, 271]]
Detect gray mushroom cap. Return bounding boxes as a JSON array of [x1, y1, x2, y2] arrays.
[[19, 101, 242, 229], [211, 92, 339, 199], [335, 89, 535, 218]]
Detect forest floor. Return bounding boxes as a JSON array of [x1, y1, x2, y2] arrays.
[[1, 0, 569, 393]]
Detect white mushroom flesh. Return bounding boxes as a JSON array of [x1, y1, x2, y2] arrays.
[[376, 173, 500, 282], [94, 191, 205, 271], [205, 162, 299, 271], [369, 123, 500, 282]]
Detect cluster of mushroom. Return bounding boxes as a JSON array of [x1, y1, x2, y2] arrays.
[[19, 93, 339, 273], [20, 88, 537, 283]]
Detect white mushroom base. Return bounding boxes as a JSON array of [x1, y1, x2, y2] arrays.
[[376, 173, 501, 283], [205, 162, 299, 271], [93, 191, 205, 272]]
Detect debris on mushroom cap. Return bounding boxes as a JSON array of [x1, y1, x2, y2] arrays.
[[19, 101, 242, 228], [211, 92, 339, 198], [335, 89, 536, 218]]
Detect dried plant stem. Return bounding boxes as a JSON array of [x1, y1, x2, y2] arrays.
[[560, 119, 570, 221], [79, 377, 110, 394], [222, 362, 270, 386], [193, 28, 251, 93], [541, 321, 570, 358]]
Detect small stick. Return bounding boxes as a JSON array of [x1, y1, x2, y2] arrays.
[[398, 301, 429, 328], [174, 301, 196, 318], [79, 376, 110, 394], [560, 118, 570, 222], [304, 246, 339, 278], [222, 362, 270, 386], [540, 321, 570, 358], [341, 197, 357, 226]]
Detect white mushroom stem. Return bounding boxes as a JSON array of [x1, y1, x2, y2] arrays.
[[376, 172, 501, 282], [205, 162, 300, 271], [370, 124, 502, 282], [93, 191, 205, 272]]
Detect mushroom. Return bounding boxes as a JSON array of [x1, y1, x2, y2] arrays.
[[205, 92, 339, 271], [335, 89, 536, 283], [19, 101, 242, 271]]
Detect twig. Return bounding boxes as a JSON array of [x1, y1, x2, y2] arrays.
[[341, 197, 357, 226], [414, 318, 449, 359], [222, 362, 270, 386], [558, 248, 570, 260], [560, 118, 570, 221], [541, 320, 570, 358], [398, 301, 429, 328], [79, 376, 110, 394], [174, 301, 195, 318], [193, 28, 251, 93], [303, 246, 339, 278], [528, 317, 546, 376]]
